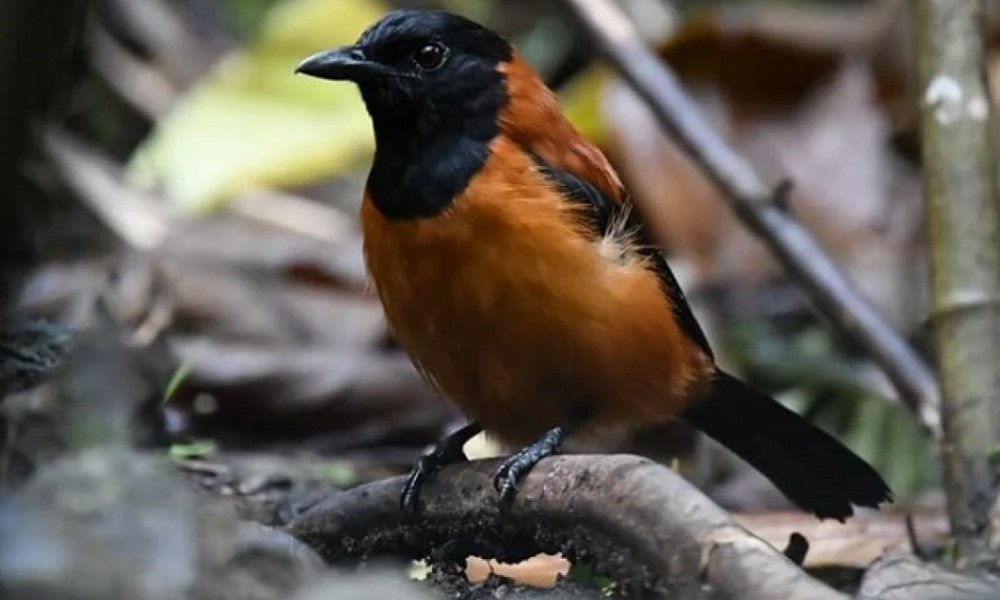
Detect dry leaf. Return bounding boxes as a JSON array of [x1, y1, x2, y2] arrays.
[[736, 507, 948, 568], [465, 554, 570, 589]]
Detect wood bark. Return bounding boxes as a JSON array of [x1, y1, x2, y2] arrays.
[[288, 455, 847, 600]]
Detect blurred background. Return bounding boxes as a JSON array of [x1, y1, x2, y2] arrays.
[[7, 0, 997, 541]]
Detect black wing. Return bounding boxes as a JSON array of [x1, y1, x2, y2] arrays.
[[530, 154, 714, 359]]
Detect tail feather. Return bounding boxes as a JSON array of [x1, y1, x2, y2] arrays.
[[682, 370, 893, 521]]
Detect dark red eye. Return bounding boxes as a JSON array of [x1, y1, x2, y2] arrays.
[[413, 42, 447, 71]]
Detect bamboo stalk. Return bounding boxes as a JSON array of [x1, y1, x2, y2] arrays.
[[912, 0, 1000, 563]]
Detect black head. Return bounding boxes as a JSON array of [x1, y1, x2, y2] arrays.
[[296, 9, 511, 131], [295, 10, 514, 220]]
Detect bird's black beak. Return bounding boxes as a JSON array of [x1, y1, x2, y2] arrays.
[[295, 45, 389, 82]]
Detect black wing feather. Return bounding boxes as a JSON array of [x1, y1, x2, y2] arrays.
[[530, 154, 714, 358]]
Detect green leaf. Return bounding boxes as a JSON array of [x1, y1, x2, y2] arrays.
[[310, 461, 357, 487], [223, 0, 279, 38], [162, 358, 193, 406], [567, 563, 616, 595], [168, 440, 218, 459], [127, 0, 389, 213], [559, 65, 612, 146]]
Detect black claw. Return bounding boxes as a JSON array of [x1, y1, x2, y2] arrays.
[[492, 426, 569, 514], [399, 422, 482, 518], [400, 455, 440, 517], [493, 455, 521, 509]]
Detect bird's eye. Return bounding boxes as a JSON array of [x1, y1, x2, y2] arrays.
[[413, 42, 447, 71]]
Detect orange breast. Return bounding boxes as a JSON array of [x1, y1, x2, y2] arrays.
[[361, 137, 712, 447]]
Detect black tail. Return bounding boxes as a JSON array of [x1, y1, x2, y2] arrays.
[[683, 370, 893, 521]]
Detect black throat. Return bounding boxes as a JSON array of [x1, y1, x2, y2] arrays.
[[363, 89, 504, 220]]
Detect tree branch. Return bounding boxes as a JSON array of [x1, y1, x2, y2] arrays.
[[287, 455, 847, 600], [559, 0, 942, 438], [912, 0, 1000, 563], [856, 554, 1000, 599]]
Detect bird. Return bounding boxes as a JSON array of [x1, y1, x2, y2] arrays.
[[295, 8, 893, 521]]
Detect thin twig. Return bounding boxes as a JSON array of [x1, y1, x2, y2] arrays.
[[913, 0, 1000, 563], [561, 0, 942, 437]]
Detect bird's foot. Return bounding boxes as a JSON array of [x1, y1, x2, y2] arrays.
[[401, 422, 483, 518], [493, 426, 569, 513]]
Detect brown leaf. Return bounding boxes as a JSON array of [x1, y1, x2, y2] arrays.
[[169, 337, 450, 446], [165, 261, 386, 347], [735, 505, 948, 568], [160, 215, 369, 291]]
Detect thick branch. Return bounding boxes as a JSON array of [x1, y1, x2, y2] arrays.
[[912, 0, 1000, 562], [287, 455, 847, 600], [559, 0, 941, 437], [856, 554, 1000, 599]]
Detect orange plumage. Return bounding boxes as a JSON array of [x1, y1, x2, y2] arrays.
[[497, 53, 625, 202], [296, 8, 892, 520], [362, 132, 712, 447]]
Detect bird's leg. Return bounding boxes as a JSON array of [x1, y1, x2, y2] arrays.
[[401, 421, 483, 517], [493, 422, 577, 512]]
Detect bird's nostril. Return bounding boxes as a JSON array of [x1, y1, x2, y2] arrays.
[[349, 47, 366, 62]]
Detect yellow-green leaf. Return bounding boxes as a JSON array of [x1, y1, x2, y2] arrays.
[[559, 65, 612, 146], [128, 0, 388, 213]]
